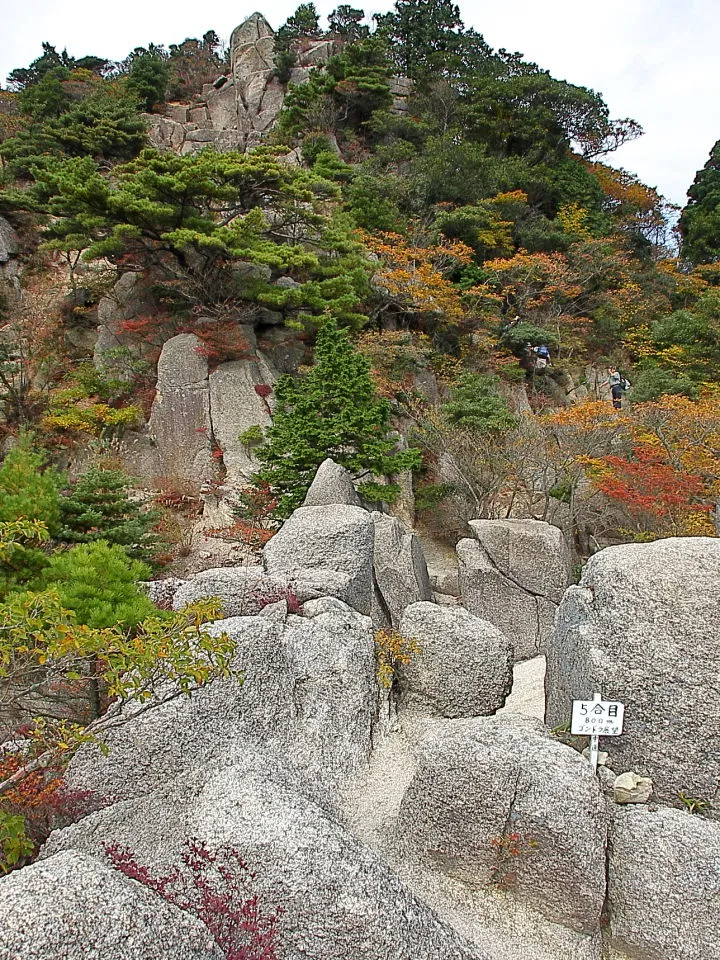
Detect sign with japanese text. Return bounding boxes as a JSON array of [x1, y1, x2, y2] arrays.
[[571, 697, 625, 737]]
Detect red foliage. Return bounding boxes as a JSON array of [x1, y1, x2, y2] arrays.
[[253, 384, 272, 399], [0, 748, 112, 862], [117, 313, 253, 370], [250, 580, 303, 615], [106, 838, 281, 960], [595, 444, 712, 520]]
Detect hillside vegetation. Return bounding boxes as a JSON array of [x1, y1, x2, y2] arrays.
[[0, 0, 719, 871]]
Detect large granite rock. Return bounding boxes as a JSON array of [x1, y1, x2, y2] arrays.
[[230, 13, 285, 150], [458, 519, 572, 661], [65, 610, 377, 805], [545, 537, 720, 803], [398, 602, 513, 717], [0, 850, 222, 960], [147, 333, 216, 483], [0, 215, 18, 263], [607, 805, 720, 960], [94, 271, 155, 376], [208, 348, 275, 484], [372, 513, 432, 626], [303, 458, 362, 508], [263, 505, 375, 616], [45, 773, 487, 960], [392, 716, 607, 933]]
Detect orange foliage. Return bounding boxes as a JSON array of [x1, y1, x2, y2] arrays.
[[362, 231, 473, 324]]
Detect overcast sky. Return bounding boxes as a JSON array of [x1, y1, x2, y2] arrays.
[[2, 1, 718, 207]]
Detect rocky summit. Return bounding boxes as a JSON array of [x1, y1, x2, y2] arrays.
[[1, 5, 720, 960]]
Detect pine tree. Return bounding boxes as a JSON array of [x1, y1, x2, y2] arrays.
[[680, 139, 720, 265], [36, 540, 155, 630], [58, 468, 161, 564], [255, 319, 421, 517], [0, 441, 64, 597]]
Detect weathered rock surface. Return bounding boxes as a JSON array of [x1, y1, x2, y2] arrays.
[[229, 13, 285, 151], [607, 805, 720, 960], [458, 519, 571, 660], [613, 771, 653, 804], [0, 849, 222, 960], [0, 215, 18, 263], [545, 537, 720, 804], [398, 602, 513, 718], [208, 348, 275, 483], [372, 513, 432, 626], [148, 333, 216, 482], [303, 458, 362, 508], [171, 565, 266, 615], [263, 505, 375, 615], [392, 717, 607, 932], [94, 271, 154, 375], [65, 611, 376, 805], [45, 773, 487, 960]]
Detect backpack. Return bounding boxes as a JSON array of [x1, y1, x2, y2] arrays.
[[619, 375, 631, 391], [537, 344, 550, 360]]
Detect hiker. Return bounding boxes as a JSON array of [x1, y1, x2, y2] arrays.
[[601, 366, 630, 410], [530, 343, 551, 373]]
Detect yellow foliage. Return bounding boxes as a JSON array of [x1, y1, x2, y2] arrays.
[[374, 628, 421, 689]]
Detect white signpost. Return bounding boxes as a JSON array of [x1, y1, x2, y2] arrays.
[[571, 692, 625, 773]]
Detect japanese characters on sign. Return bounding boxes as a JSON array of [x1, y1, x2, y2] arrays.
[[571, 697, 625, 737]]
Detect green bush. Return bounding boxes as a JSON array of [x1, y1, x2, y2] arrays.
[[36, 540, 155, 629], [59, 468, 161, 564]]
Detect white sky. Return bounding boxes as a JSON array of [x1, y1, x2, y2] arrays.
[[2, 0, 718, 207]]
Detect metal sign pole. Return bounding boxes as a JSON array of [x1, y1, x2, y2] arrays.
[[588, 733, 599, 773]]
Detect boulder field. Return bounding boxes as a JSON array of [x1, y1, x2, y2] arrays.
[[1, 460, 719, 960]]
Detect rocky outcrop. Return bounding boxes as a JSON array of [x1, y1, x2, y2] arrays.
[[545, 537, 720, 804], [607, 805, 720, 960], [208, 348, 275, 484], [0, 850, 223, 960], [263, 505, 375, 616], [148, 333, 216, 483], [391, 716, 608, 934], [64, 608, 377, 806], [44, 772, 486, 960], [303, 458, 362, 508], [0, 215, 18, 264], [229, 13, 285, 151], [372, 512, 432, 626], [398, 602, 513, 717], [458, 519, 572, 661], [94, 271, 155, 376]]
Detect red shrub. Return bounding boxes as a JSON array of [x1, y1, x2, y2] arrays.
[[106, 838, 281, 960]]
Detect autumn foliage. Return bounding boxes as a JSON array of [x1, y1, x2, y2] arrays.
[[106, 838, 281, 960]]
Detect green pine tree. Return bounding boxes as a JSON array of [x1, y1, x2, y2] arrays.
[[58, 467, 161, 564], [680, 139, 720, 265], [35, 540, 155, 630], [0, 440, 64, 597], [255, 319, 421, 517]]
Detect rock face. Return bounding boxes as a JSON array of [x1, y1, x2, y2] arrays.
[[230, 13, 285, 150], [545, 537, 720, 803], [66, 609, 377, 805], [0, 215, 19, 263], [263, 505, 375, 616], [397, 602, 513, 718], [0, 850, 222, 960], [94, 271, 155, 376], [372, 513, 432, 626], [148, 333, 216, 483], [208, 349, 275, 484], [45, 772, 486, 960], [303, 458, 362, 508], [392, 717, 607, 933], [458, 519, 572, 661], [607, 805, 720, 960]]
